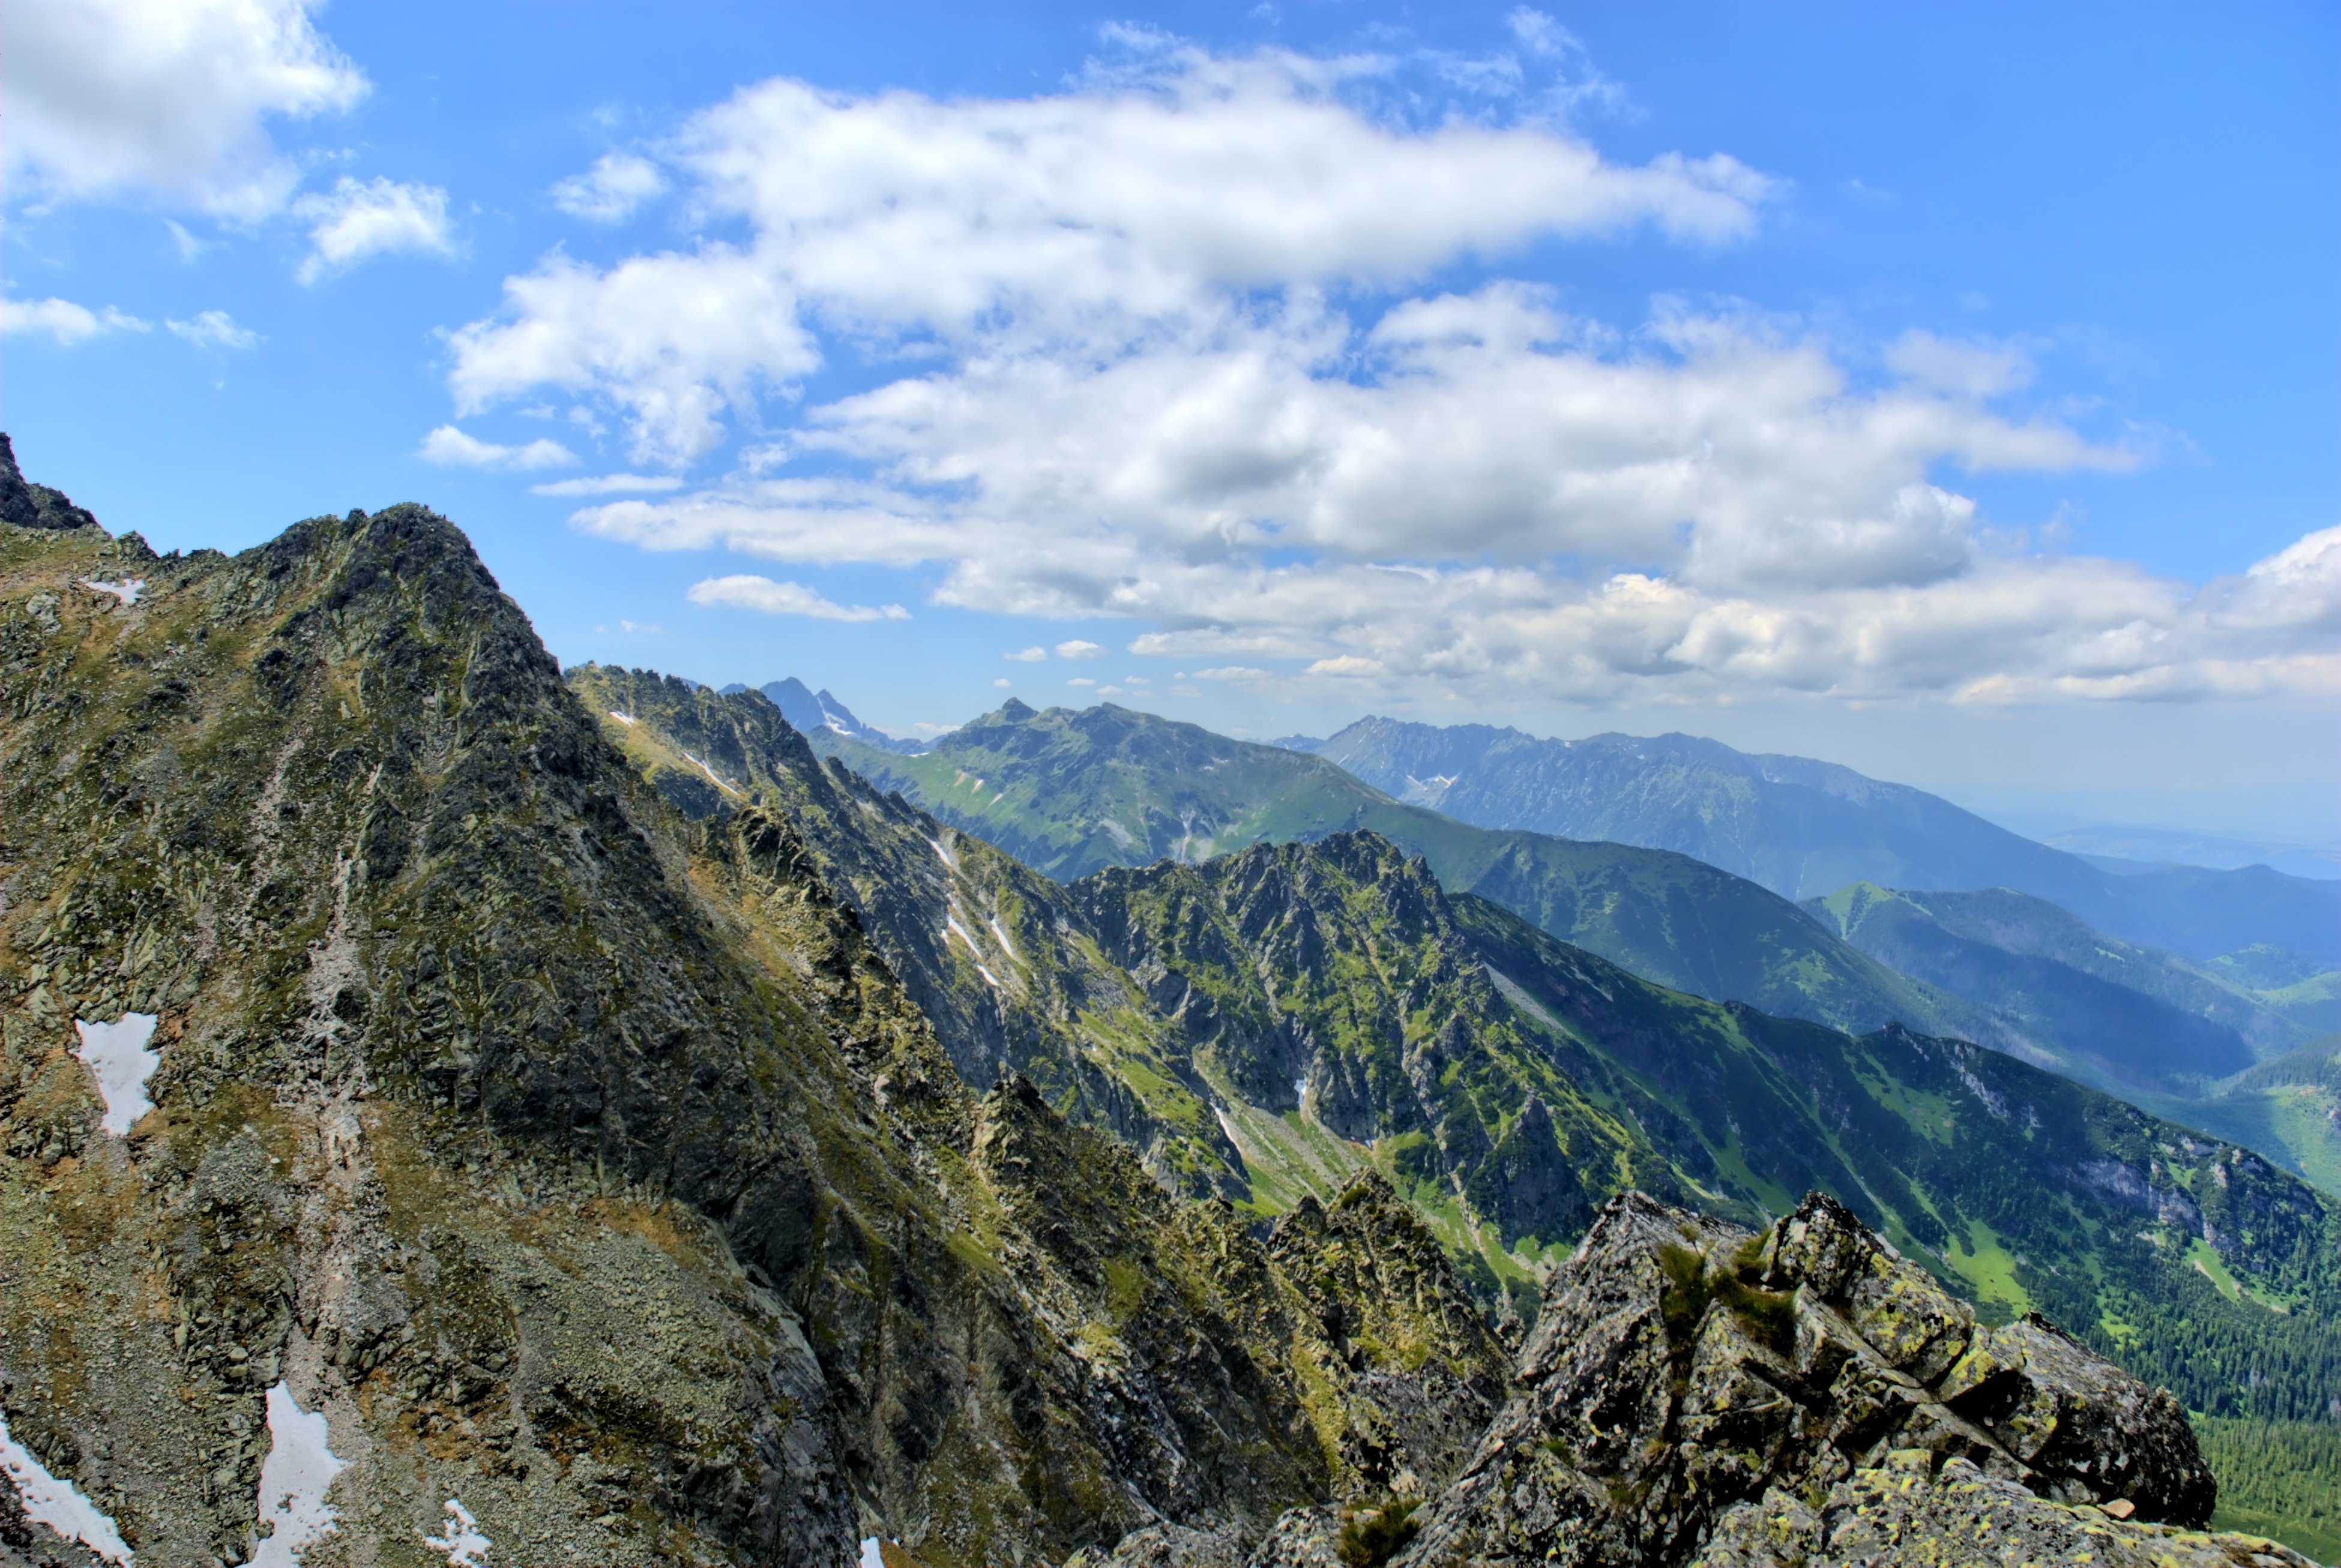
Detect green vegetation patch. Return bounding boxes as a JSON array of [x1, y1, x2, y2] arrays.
[[2196, 1418, 2341, 1565]]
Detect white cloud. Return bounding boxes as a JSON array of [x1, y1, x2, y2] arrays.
[[993, 677, 1013, 687], [529, 473, 685, 496], [1884, 329, 2032, 398], [447, 45, 1770, 463], [166, 308, 260, 349], [551, 152, 665, 222], [2, 0, 367, 218], [294, 177, 453, 283], [444, 35, 2322, 710], [1068, 677, 1096, 687], [0, 296, 150, 343], [418, 425, 576, 470], [1004, 646, 1047, 661], [450, 249, 818, 465], [1055, 639, 1105, 659], [687, 574, 910, 621]]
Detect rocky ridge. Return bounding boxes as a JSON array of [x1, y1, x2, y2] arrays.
[[1088, 1192, 2313, 1568], [0, 457, 1503, 1566]]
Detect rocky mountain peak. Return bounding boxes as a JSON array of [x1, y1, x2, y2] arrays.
[[0, 433, 102, 532]]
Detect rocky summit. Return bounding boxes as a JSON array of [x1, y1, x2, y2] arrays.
[[0, 448, 2324, 1567]]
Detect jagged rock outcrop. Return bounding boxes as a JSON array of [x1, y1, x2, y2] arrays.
[[1691, 1450, 2316, 1567], [1079, 1191, 2288, 1568], [0, 436, 98, 533], [1399, 1191, 2217, 1566], [1268, 1173, 1508, 1497]]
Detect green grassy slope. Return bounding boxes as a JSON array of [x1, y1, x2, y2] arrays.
[[1452, 891, 2341, 1429], [822, 704, 1998, 1047], [608, 688, 2338, 1443], [1803, 882, 2260, 1093], [2141, 1039, 2341, 1200], [1806, 883, 2341, 1194]]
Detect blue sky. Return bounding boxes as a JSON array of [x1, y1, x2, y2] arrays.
[[6, 1, 2336, 840]]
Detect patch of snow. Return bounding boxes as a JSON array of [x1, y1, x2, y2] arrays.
[[1, 1413, 134, 1564], [421, 1498, 492, 1567], [860, 1539, 884, 1568], [986, 916, 1022, 964], [1294, 1078, 1307, 1102], [942, 915, 1003, 990], [79, 578, 143, 606], [1483, 965, 1577, 1029], [680, 749, 743, 796], [1955, 1065, 2010, 1120], [607, 710, 636, 726], [73, 1013, 160, 1136], [926, 835, 958, 870], [251, 1382, 346, 1568]]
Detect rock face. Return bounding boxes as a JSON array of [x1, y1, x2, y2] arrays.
[[1400, 1191, 2218, 1567], [0, 475, 1498, 1566], [0, 436, 98, 533], [1268, 1174, 1510, 1497], [567, 662, 1259, 1202], [1691, 1451, 2316, 1568], [1079, 1192, 2284, 1568]]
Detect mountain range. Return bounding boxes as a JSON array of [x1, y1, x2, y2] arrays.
[[583, 677, 2341, 1420], [2, 440, 2336, 1564], [812, 703, 2337, 1161], [1282, 718, 2337, 965]]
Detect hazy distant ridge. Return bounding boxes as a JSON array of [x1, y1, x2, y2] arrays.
[[1291, 716, 2338, 963]]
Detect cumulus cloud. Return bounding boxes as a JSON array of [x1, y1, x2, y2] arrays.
[[450, 249, 817, 464], [166, 308, 260, 349], [2, 0, 367, 217], [418, 425, 575, 470], [294, 176, 453, 282], [551, 152, 664, 222], [442, 34, 2325, 709], [1, 296, 150, 343], [1055, 640, 1105, 659], [1004, 646, 1047, 662], [448, 45, 1771, 465], [686, 574, 909, 621]]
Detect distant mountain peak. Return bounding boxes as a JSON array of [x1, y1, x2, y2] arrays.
[[713, 675, 927, 752]]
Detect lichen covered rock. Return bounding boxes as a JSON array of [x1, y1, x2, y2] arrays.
[[1693, 1452, 2313, 1568], [1399, 1191, 2222, 1567]]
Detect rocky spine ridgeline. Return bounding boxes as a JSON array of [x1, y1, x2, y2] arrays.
[[0, 445, 2326, 1566], [0, 451, 1501, 1566]]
